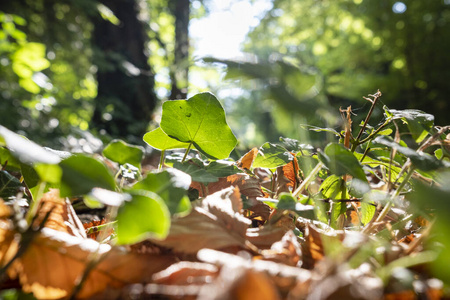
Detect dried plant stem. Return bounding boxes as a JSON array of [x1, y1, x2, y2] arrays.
[[292, 162, 323, 198], [351, 90, 382, 152]]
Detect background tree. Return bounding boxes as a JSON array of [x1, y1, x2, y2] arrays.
[[90, 0, 157, 142]]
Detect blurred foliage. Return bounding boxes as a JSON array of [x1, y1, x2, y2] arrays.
[[208, 0, 450, 147], [0, 2, 95, 147], [0, 0, 205, 148]]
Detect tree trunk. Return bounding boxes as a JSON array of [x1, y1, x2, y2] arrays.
[[169, 0, 190, 100], [91, 0, 157, 141]]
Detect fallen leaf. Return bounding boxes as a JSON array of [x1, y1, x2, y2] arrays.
[[274, 157, 300, 196], [237, 147, 258, 170], [151, 187, 252, 254], [260, 231, 302, 267], [7, 228, 176, 299], [152, 261, 219, 285], [198, 248, 311, 294], [246, 225, 287, 249], [33, 189, 86, 238]]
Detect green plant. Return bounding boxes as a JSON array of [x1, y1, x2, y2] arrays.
[[1, 90, 450, 299]]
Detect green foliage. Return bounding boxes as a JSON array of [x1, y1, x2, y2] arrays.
[[103, 139, 144, 170], [144, 127, 191, 151], [131, 168, 191, 216], [253, 142, 294, 169], [318, 143, 367, 182], [160, 92, 237, 160], [59, 155, 116, 197], [115, 190, 170, 245]]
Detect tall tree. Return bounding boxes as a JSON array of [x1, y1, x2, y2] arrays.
[[169, 0, 190, 99], [91, 0, 157, 140]]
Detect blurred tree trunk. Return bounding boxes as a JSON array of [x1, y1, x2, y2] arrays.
[[91, 0, 157, 140], [169, 0, 190, 99]]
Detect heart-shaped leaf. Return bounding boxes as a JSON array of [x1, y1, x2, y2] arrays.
[[143, 127, 191, 151], [103, 139, 144, 170], [160, 92, 237, 159], [385, 107, 434, 143]]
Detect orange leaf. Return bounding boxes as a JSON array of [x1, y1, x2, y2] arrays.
[[8, 228, 176, 299], [237, 147, 258, 170]]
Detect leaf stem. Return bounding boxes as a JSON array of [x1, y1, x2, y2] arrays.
[[181, 143, 192, 163], [158, 150, 165, 170]]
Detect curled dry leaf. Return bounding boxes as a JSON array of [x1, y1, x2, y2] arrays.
[[7, 228, 176, 299], [151, 187, 252, 254], [246, 224, 289, 250], [274, 157, 301, 196], [33, 189, 86, 238]]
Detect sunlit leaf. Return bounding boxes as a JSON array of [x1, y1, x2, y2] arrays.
[[386, 108, 434, 143], [115, 189, 170, 244], [160, 92, 237, 159], [253, 142, 294, 169], [143, 127, 191, 151]]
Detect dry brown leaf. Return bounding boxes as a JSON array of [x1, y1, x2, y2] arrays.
[[153, 261, 219, 285], [151, 187, 252, 254], [33, 189, 86, 238], [306, 263, 383, 300], [246, 225, 287, 249], [198, 248, 311, 295], [236, 147, 258, 170], [198, 266, 281, 300], [7, 227, 176, 299], [260, 231, 302, 267]]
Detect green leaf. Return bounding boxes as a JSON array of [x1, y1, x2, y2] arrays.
[[300, 125, 341, 136], [374, 136, 448, 171], [160, 92, 237, 159], [132, 168, 192, 216], [115, 189, 170, 244], [320, 175, 347, 199], [143, 127, 191, 151], [277, 192, 315, 219], [318, 143, 367, 182], [0, 147, 21, 171], [0, 125, 60, 165], [34, 163, 62, 184], [253, 142, 294, 169], [386, 108, 434, 143], [173, 161, 219, 183], [103, 139, 144, 170], [360, 202, 376, 225], [0, 170, 23, 199], [59, 154, 116, 197], [204, 160, 241, 177], [279, 137, 314, 152]]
